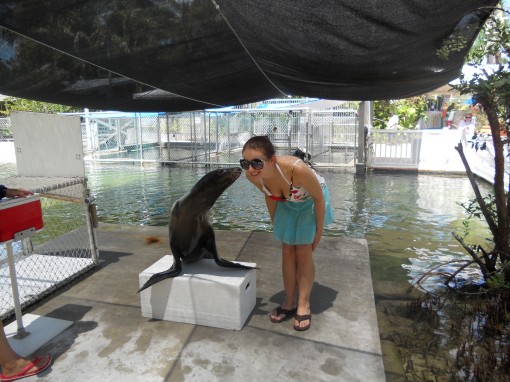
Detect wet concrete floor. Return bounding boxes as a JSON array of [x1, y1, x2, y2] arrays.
[[9, 224, 384, 381]]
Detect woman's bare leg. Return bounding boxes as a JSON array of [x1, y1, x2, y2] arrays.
[[294, 244, 315, 329], [0, 322, 51, 378], [270, 244, 297, 320]]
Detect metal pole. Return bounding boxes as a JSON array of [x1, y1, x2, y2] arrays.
[[116, 117, 121, 152], [357, 101, 372, 173], [250, 112, 254, 137], [192, 113, 196, 162], [84, 108, 92, 152], [157, 114, 162, 159], [165, 113, 170, 161], [6, 242, 29, 338], [84, 179, 99, 264], [216, 113, 219, 155], [227, 114, 231, 153], [204, 111, 209, 166], [138, 113, 143, 160], [306, 110, 311, 157]]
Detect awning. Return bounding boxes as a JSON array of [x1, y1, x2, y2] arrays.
[[0, 1, 498, 112]]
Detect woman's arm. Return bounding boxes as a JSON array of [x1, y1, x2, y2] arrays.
[[265, 195, 278, 223], [244, 176, 277, 223]]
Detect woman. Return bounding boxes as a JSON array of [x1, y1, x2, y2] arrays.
[[240, 136, 334, 331]]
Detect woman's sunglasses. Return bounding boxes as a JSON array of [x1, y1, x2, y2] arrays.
[[240, 158, 265, 170]]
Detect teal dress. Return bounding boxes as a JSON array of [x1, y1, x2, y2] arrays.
[[260, 160, 335, 245]]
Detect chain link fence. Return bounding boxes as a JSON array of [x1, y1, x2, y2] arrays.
[[0, 176, 98, 321], [0, 117, 12, 141], [80, 105, 359, 166], [0, 103, 358, 319]]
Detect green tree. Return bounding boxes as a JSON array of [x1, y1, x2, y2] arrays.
[[373, 96, 428, 130], [437, 3, 510, 287], [1, 97, 82, 115]]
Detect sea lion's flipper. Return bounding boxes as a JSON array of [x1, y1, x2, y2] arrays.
[[137, 255, 182, 293], [214, 256, 258, 270], [204, 228, 258, 270]]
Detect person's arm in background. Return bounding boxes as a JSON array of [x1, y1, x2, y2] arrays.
[[0, 185, 34, 199]]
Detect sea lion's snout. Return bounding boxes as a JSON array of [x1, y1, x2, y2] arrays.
[[231, 167, 242, 179], [217, 167, 241, 184], [194, 167, 242, 197]]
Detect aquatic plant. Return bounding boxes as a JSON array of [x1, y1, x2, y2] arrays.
[[401, 291, 510, 381]]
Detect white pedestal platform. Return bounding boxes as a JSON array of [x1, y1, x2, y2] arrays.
[[139, 256, 256, 330], [5, 314, 73, 357]]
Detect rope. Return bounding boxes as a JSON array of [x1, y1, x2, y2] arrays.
[[210, 0, 290, 98]]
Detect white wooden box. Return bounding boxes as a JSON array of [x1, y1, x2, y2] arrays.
[[139, 256, 256, 330]]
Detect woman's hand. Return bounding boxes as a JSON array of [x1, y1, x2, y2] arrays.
[[312, 227, 323, 251]]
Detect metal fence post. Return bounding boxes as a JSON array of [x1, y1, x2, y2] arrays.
[[157, 114, 162, 158], [6, 242, 29, 338], [138, 113, 143, 160], [357, 101, 372, 173], [204, 111, 209, 165], [216, 113, 219, 155], [306, 111, 311, 156]]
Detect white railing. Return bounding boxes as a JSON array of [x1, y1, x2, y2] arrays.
[[368, 128, 510, 187], [369, 130, 425, 169], [369, 129, 468, 171]]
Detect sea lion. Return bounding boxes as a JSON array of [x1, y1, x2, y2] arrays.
[[138, 167, 255, 293]]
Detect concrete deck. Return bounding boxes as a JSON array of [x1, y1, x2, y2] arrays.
[[6, 225, 384, 381]]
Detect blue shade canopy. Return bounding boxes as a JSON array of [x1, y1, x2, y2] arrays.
[[0, 0, 498, 112]]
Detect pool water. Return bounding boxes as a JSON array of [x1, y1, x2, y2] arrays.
[[1, 160, 496, 377], [1, 161, 492, 290], [84, 162, 492, 291]]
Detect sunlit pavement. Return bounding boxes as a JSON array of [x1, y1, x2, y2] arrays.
[[14, 224, 384, 382]]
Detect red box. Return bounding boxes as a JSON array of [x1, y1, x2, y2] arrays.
[[0, 195, 43, 243]]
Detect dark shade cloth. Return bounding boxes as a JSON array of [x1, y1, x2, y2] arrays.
[[0, 0, 498, 112]]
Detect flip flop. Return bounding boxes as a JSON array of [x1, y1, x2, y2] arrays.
[[293, 314, 312, 331], [270, 306, 297, 323], [0, 355, 52, 382]]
